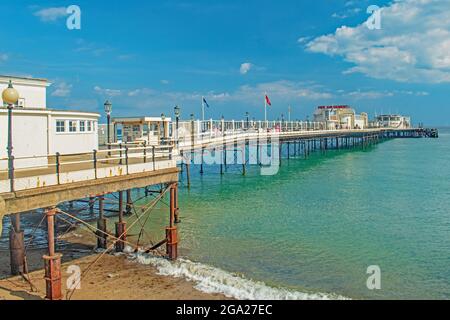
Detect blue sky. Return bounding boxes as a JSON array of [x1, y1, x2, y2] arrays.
[[0, 0, 449, 125]]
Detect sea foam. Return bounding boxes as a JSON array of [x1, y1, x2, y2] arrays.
[[129, 252, 349, 300]]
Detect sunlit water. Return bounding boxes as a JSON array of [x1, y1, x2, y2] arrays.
[[2, 129, 449, 299]]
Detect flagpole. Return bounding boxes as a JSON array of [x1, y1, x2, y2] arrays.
[[264, 92, 267, 122], [201, 96, 205, 122]]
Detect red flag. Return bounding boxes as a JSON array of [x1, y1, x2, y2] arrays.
[[265, 94, 272, 106]]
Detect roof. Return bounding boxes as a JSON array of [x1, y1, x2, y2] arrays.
[[0, 106, 100, 117], [0, 75, 50, 87]]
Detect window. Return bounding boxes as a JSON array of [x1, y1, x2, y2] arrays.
[[80, 121, 86, 132], [69, 121, 77, 132], [56, 120, 65, 133], [87, 121, 92, 132]]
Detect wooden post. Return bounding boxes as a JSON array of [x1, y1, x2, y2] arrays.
[[43, 208, 62, 300]]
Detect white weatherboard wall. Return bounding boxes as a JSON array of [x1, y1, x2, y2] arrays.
[[0, 76, 48, 109], [50, 112, 99, 155], [0, 109, 100, 170]]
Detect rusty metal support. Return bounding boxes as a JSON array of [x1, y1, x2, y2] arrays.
[[166, 184, 178, 260], [9, 213, 24, 275], [174, 183, 180, 223], [115, 191, 126, 252], [97, 196, 107, 249], [43, 207, 62, 300], [126, 189, 132, 215]]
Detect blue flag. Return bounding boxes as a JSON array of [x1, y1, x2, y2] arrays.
[[203, 97, 210, 108]]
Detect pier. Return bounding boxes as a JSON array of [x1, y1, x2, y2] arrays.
[[0, 117, 437, 299]]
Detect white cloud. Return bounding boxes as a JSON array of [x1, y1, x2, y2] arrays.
[[231, 80, 334, 104], [344, 89, 429, 99], [51, 82, 72, 97], [306, 0, 450, 83], [240, 62, 252, 75], [94, 86, 122, 97], [33, 7, 67, 22], [297, 36, 311, 44], [160, 80, 170, 85]]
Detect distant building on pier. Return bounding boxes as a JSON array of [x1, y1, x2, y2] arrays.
[[371, 114, 411, 129], [0, 75, 100, 169], [313, 105, 368, 130]]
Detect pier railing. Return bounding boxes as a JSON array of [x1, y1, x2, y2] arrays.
[[0, 144, 176, 193]]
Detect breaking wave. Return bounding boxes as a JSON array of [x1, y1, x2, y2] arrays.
[[127, 250, 349, 300]]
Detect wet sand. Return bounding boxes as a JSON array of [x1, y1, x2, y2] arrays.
[[0, 229, 228, 300]]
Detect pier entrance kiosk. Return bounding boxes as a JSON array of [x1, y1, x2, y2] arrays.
[[112, 116, 171, 145]]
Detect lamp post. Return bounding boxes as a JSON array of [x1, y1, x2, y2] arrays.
[[104, 100, 112, 148], [245, 112, 249, 130], [161, 113, 166, 144], [174, 106, 180, 145], [2, 80, 19, 192], [2, 80, 23, 275]]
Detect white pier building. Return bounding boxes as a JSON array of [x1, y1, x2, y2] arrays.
[[0, 75, 100, 169]]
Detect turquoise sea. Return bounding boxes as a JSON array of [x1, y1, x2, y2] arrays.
[[143, 128, 450, 299], [1, 129, 449, 299]]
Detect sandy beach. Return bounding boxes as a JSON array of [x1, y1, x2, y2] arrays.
[[0, 228, 228, 300]]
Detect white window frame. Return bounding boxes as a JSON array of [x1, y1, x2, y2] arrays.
[[56, 120, 66, 133], [80, 120, 86, 132], [68, 120, 78, 133]]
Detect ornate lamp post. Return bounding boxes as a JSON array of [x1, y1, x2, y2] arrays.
[[174, 105, 180, 145], [2, 80, 19, 192], [2, 80, 23, 275], [104, 100, 112, 147]]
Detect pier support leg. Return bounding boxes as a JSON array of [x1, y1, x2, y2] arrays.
[[174, 183, 180, 223], [166, 184, 178, 260], [89, 197, 95, 215], [115, 191, 126, 252], [9, 213, 24, 275], [97, 196, 107, 249], [43, 207, 62, 300], [200, 147, 204, 175], [126, 189, 132, 215], [186, 163, 191, 189]]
